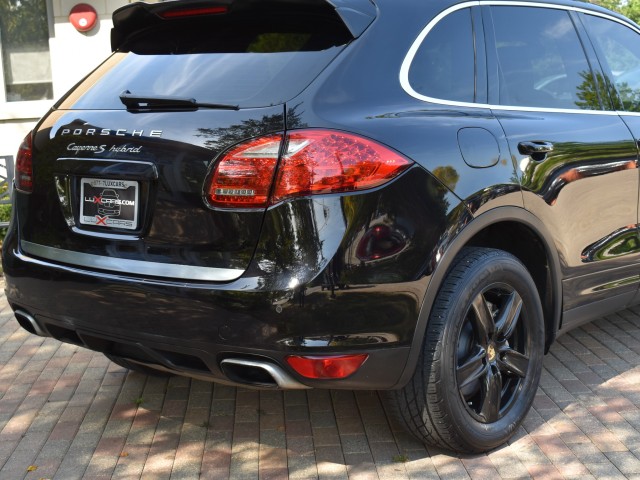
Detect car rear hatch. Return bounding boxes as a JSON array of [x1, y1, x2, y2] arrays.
[[19, 0, 371, 281]]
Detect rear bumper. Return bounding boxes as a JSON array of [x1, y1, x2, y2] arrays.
[[4, 168, 448, 389], [3, 237, 415, 390]]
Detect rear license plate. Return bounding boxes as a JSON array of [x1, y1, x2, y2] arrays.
[[80, 178, 139, 230]]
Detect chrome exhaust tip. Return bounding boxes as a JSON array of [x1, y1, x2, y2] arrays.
[[14, 310, 49, 337], [220, 358, 310, 389]]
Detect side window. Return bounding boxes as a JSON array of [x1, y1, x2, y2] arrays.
[[491, 7, 597, 110], [582, 14, 640, 112], [408, 8, 475, 103]]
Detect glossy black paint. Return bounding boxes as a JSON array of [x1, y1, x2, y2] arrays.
[[480, 5, 640, 316], [4, 167, 445, 388], [26, 107, 284, 271], [5, 0, 640, 391]]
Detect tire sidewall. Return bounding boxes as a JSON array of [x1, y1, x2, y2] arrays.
[[434, 252, 544, 451]]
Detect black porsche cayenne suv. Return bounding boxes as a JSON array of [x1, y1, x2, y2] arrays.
[[6, 0, 640, 453]]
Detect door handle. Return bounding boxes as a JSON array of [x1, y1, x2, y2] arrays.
[[518, 141, 554, 160]]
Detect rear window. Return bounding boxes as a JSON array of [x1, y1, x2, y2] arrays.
[[58, 9, 351, 110]]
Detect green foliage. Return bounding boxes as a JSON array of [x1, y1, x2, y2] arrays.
[[432, 166, 460, 191], [575, 71, 611, 110], [248, 33, 311, 53], [0, 203, 10, 243], [0, 0, 49, 45], [0, 203, 10, 223], [588, 0, 640, 24]]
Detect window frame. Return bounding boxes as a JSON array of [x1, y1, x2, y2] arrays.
[[399, 0, 637, 115], [0, 0, 54, 120]]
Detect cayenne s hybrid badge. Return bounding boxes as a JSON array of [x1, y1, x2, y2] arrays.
[[66, 143, 144, 155]]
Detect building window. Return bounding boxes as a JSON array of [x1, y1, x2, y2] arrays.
[[0, 0, 53, 102]]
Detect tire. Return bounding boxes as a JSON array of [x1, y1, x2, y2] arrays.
[[386, 247, 544, 453], [105, 353, 174, 377]]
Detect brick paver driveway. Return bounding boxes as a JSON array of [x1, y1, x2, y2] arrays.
[[2, 285, 640, 480]]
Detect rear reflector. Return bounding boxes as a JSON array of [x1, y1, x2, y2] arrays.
[[16, 132, 33, 193], [285, 354, 368, 379], [160, 6, 228, 18], [206, 130, 412, 209]]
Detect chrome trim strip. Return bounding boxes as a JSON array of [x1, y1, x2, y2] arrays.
[[56, 157, 157, 167], [220, 358, 311, 389], [20, 241, 244, 282], [399, 1, 640, 115]]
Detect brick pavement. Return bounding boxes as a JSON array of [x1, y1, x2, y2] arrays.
[[2, 286, 640, 479]]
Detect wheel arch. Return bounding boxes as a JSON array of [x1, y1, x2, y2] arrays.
[[393, 206, 563, 389]]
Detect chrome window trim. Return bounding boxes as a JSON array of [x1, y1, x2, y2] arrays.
[[399, 0, 640, 116], [20, 240, 244, 282]]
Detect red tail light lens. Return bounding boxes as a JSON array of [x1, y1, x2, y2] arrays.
[[16, 132, 33, 193], [206, 135, 282, 208], [206, 130, 412, 209], [286, 354, 368, 379], [273, 131, 412, 203]]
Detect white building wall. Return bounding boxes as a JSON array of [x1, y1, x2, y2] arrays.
[[50, 0, 118, 99], [0, 0, 134, 162]]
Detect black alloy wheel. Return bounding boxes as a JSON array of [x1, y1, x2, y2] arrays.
[[386, 247, 544, 453], [456, 282, 531, 423]]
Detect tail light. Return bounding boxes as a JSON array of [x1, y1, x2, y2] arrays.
[[16, 132, 34, 193], [206, 130, 412, 209], [207, 134, 282, 208]]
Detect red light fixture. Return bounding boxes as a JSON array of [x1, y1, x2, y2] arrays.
[[207, 134, 282, 208], [16, 132, 33, 193], [160, 6, 228, 18], [285, 354, 368, 379], [206, 130, 412, 209], [272, 130, 412, 203], [69, 4, 98, 32]]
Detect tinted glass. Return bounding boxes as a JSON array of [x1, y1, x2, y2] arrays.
[[492, 6, 597, 110], [408, 8, 475, 103], [61, 17, 350, 110], [582, 14, 640, 112]]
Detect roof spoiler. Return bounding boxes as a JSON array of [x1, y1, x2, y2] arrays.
[[111, 0, 377, 52]]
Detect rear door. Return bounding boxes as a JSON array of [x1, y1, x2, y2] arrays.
[[580, 11, 640, 306], [485, 4, 640, 321], [21, 1, 354, 281]]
